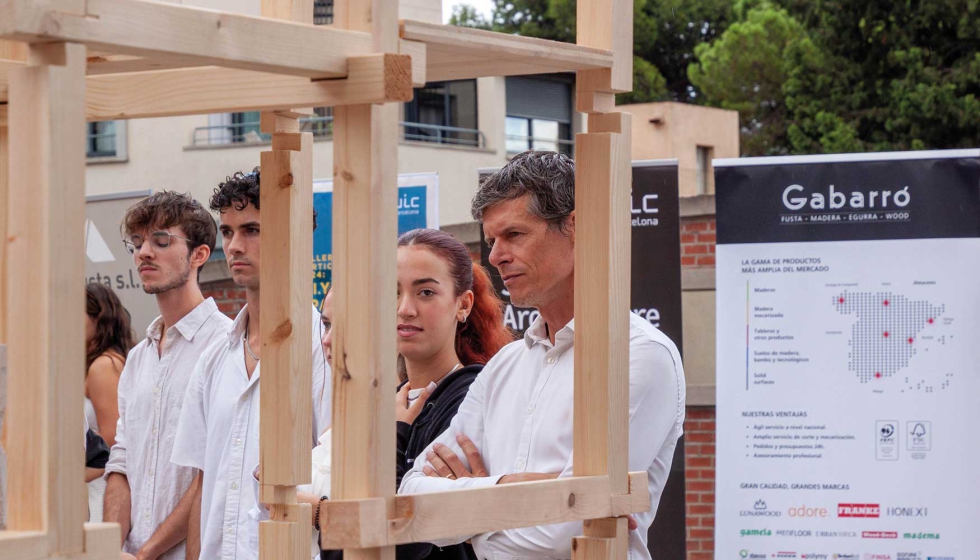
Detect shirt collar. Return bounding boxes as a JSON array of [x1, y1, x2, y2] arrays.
[[523, 315, 576, 350], [227, 303, 250, 345], [145, 297, 221, 343]]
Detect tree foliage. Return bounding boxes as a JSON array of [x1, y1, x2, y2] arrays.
[[449, 0, 980, 154]]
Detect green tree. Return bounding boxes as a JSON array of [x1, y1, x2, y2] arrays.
[[688, 4, 805, 155]]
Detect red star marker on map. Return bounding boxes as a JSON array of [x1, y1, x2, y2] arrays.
[[839, 297, 845, 304], [883, 331, 889, 337], [883, 299, 890, 306], [908, 337, 914, 344], [928, 318, 934, 324], [875, 372, 882, 379]]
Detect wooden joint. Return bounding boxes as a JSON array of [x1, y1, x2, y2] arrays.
[[576, 90, 615, 115], [83, 522, 122, 557], [319, 498, 389, 549], [344, 53, 413, 103], [571, 536, 614, 560], [260, 484, 299, 505], [587, 112, 629, 134], [260, 110, 306, 134]]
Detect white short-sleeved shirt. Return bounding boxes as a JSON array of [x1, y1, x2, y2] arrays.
[[104, 298, 231, 560], [398, 313, 685, 560], [171, 304, 331, 560]]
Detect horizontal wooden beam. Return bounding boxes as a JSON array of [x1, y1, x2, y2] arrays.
[[85, 52, 209, 75], [83, 53, 412, 120], [0, 0, 373, 79], [399, 19, 613, 82], [320, 472, 650, 549], [0, 531, 47, 560]]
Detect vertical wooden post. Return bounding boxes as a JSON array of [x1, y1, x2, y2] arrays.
[[574, 0, 634, 555], [6, 41, 88, 554], [258, 110, 315, 560], [256, 3, 315, 560], [330, 1, 400, 560]]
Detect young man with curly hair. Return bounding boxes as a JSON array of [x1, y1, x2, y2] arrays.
[[172, 169, 330, 560]]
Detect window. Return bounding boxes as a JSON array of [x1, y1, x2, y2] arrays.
[[314, 0, 333, 24], [505, 76, 573, 156], [86, 121, 127, 161], [403, 80, 480, 147], [696, 145, 713, 194]]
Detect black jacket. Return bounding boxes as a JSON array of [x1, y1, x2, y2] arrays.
[[322, 364, 482, 560]]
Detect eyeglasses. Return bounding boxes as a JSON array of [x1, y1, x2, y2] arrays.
[[123, 231, 192, 254]]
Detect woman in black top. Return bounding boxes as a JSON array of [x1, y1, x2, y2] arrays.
[[318, 228, 513, 560]]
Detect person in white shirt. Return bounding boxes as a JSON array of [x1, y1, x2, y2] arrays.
[[398, 151, 686, 560], [103, 191, 233, 560], [172, 169, 331, 560]]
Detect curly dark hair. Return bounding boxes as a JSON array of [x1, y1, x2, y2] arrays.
[[122, 190, 217, 253], [86, 283, 135, 370], [210, 167, 317, 231]]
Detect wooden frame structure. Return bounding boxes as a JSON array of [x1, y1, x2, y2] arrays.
[[0, 0, 641, 558]]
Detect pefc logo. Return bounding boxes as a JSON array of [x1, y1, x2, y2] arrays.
[[782, 184, 910, 211]]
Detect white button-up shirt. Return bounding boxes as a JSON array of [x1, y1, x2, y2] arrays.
[[104, 298, 232, 560], [171, 304, 331, 560], [398, 313, 685, 560]]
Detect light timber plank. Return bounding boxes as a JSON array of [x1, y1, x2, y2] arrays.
[[400, 20, 613, 82], [83, 523, 122, 559], [0, 40, 27, 62], [82, 54, 412, 120], [576, 91, 615, 115], [319, 472, 650, 548], [86, 53, 209, 75], [6, 41, 87, 555], [0, 112, 8, 343], [583, 517, 627, 560], [398, 40, 427, 87], [0, 531, 47, 560], [576, 0, 632, 92], [0, 0, 371, 79], [262, 0, 313, 25], [330, 102, 399, 560], [258, 133, 314, 487], [571, 536, 613, 560], [573, 126, 632, 496]]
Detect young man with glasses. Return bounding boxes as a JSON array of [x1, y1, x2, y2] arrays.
[[172, 169, 331, 560], [104, 191, 233, 560]]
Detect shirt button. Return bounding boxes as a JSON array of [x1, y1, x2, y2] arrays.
[[149, 469, 155, 477], [516, 459, 525, 469], [235, 438, 242, 446], [547, 357, 555, 365], [230, 482, 238, 490], [153, 387, 161, 394], [144, 512, 150, 520], [151, 428, 158, 436], [526, 405, 535, 415], [240, 394, 247, 402], [226, 527, 234, 535]]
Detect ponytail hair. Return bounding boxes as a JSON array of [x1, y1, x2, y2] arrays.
[[397, 229, 513, 366]]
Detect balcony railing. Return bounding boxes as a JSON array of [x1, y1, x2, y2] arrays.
[[505, 134, 575, 156], [191, 116, 487, 149]]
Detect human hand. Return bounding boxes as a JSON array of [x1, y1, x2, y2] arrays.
[[422, 434, 487, 479], [396, 382, 435, 425]]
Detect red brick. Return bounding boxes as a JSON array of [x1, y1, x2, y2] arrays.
[[687, 481, 714, 493], [217, 302, 238, 313], [699, 421, 716, 432], [690, 528, 713, 540], [228, 289, 247, 300], [690, 551, 712, 560], [687, 539, 701, 552], [700, 443, 715, 456], [697, 233, 716, 244], [683, 220, 709, 232], [707, 244, 715, 254], [686, 492, 700, 504], [695, 256, 715, 267], [700, 468, 716, 480], [685, 431, 714, 443], [699, 516, 715, 529], [684, 244, 709, 255], [687, 456, 713, 468], [688, 503, 713, 515], [685, 469, 700, 480], [681, 233, 697, 244], [706, 219, 716, 231], [686, 407, 715, 420], [681, 256, 697, 267]]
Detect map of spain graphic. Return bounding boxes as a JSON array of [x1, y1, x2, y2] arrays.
[[833, 291, 952, 391]]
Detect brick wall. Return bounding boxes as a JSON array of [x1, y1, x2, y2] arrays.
[[680, 216, 716, 268], [685, 407, 716, 560], [201, 278, 246, 319]]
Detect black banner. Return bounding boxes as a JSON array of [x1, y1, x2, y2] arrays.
[[716, 152, 980, 245]]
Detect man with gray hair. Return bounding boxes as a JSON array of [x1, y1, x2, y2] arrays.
[[398, 150, 685, 560]]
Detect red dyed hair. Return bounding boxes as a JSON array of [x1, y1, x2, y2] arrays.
[[398, 228, 513, 365]]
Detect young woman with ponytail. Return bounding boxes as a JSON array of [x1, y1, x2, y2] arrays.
[[253, 228, 512, 560]]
